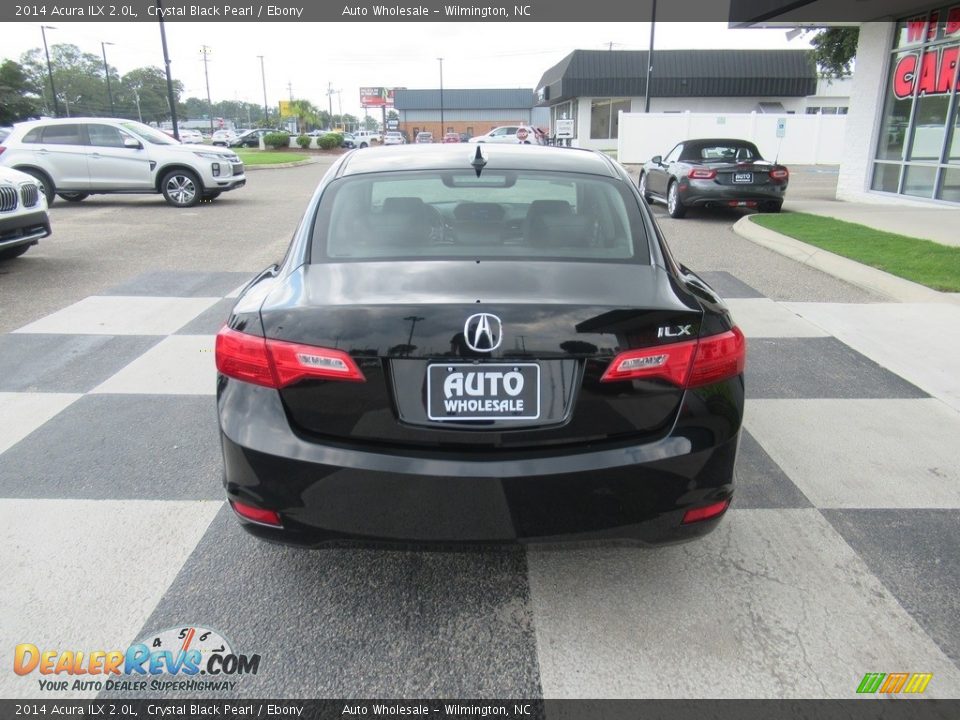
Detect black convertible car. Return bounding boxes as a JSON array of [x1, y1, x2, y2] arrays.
[[639, 138, 789, 218], [216, 144, 745, 546]]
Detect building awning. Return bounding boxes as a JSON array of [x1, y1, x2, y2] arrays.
[[755, 102, 786, 113]]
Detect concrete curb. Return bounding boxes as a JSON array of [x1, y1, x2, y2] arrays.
[[243, 157, 322, 170], [732, 215, 960, 305]]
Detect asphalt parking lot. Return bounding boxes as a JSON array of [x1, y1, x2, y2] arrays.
[[2, 160, 959, 699]]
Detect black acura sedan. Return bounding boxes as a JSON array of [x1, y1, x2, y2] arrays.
[[216, 144, 745, 546], [639, 138, 789, 218]]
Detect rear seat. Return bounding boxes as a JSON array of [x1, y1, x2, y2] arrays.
[[523, 200, 594, 247]]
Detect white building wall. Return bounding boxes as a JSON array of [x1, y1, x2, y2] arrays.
[[566, 95, 808, 150], [617, 111, 847, 165], [836, 23, 900, 202], [640, 96, 806, 114]]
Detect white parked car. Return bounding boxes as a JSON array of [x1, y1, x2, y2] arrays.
[[468, 125, 542, 144], [0, 118, 246, 208], [383, 131, 405, 146], [178, 129, 205, 144], [211, 129, 239, 146], [0, 165, 51, 261]]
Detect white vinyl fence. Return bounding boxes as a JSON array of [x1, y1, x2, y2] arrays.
[[617, 111, 847, 165]]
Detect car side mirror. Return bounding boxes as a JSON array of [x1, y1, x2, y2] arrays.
[[651, 155, 662, 165], [124, 137, 142, 149]]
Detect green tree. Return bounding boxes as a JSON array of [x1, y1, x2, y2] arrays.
[[288, 99, 318, 134], [0, 60, 41, 123], [20, 44, 113, 117], [810, 27, 859, 78], [119, 67, 182, 123]]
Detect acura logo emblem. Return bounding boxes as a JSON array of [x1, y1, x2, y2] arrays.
[[464, 313, 502, 353]]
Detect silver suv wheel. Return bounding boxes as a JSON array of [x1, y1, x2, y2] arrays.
[[161, 170, 201, 208]]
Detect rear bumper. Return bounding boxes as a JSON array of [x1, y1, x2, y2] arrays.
[[218, 380, 741, 547], [679, 180, 787, 207]]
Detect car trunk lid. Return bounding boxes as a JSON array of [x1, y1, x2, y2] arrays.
[[258, 261, 703, 450]]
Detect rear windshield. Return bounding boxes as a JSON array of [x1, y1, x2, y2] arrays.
[[686, 143, 761, 162], [310, 170, 648, 263]]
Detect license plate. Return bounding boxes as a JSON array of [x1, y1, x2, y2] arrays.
[[427, 363, 540, 421], [733, 172, 753, 183]]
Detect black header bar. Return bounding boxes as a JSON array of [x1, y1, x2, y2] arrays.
[[0, 0, 934, 23]]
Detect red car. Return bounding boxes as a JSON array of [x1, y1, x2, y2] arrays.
[[442, 133, 461, 144]]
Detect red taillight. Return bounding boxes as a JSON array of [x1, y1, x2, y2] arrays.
[[230, 500, 282, 527], [769, 167, 789, 181], [215, 326, 275, 387], [687, 327, 745, 388], [601, 327, 745, 388], [267, 337, 366, 385], [688, 168, 717, 180], [682, 499, 730, 524], [600, 340, 697, 386], [215, 326, 366, 388]]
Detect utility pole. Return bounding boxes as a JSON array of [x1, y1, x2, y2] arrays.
[[644, 0, 656, 113], [40, 25, 60, 117], [257, 55, 268, 125], [327, 81, 334, 121], [201, 45, 214, 134], [134, 89, 142, 122], [156, 0, 179, 138], [101, 41, 115, 115], [437, 58, 444, 136]]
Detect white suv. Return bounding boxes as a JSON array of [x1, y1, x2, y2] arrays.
[[353, 130, 381, 147], [0, 118, 247, 208], [0, 165, 51, 261]]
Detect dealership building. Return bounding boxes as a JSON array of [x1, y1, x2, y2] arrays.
[[736, 2, 960, 205], [830, 14, 960, 204], [533, 49, 833, 148]]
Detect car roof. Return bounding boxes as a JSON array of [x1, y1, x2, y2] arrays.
[[13, 117, 128, 128], [338, 144, 620, 178], [681, 138, 759, 147]]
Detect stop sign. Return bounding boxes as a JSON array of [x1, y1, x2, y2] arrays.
[[516, 127, 529, 141]]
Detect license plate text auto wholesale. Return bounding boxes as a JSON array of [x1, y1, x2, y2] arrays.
[[733, 172, 753, 183], [427, 363, 541, 420]]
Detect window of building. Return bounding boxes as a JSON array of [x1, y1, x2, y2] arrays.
[[589, 98, 631, 139], [872, 6, 960, 202]]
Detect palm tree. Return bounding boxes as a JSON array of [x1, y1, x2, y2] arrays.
[[288, 99, 317, 134]]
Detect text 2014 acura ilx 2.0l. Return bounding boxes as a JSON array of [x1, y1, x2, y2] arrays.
[[215, 145, 745, 546]]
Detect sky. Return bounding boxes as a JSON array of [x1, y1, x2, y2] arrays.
[[0, 22, 816, 118]]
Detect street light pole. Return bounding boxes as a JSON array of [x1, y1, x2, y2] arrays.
[[156, 0, 179, 137], [643, 0, 656, 113], [101, 41, 115, 115], [201, 45, 214, 135], [437, 57, 444, 136], [257, 55, 268, 125], [40, 25, 60, 117]]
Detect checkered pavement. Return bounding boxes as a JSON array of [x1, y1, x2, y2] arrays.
[[2, 269, 959, 700]]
